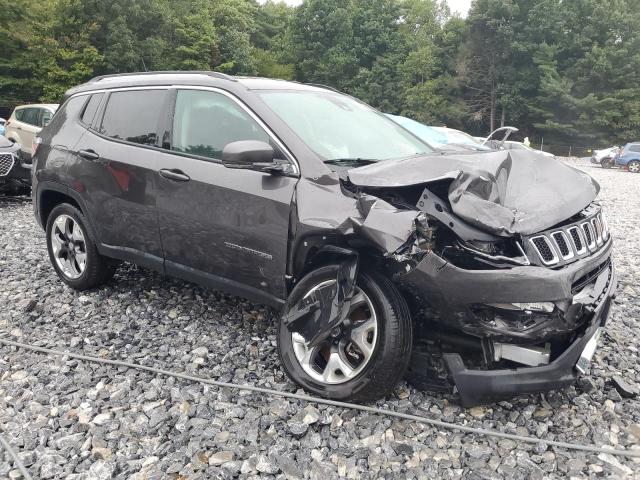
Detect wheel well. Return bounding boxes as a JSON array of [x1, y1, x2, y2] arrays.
[[39, 190, 82, 226]]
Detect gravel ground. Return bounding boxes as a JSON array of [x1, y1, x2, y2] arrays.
[[1, 159, 639, 479]]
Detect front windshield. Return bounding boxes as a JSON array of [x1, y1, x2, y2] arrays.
[[259, 91, 433, 161]]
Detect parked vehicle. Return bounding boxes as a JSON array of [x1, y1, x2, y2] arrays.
[[4, 104, 59, 158], [0, 136, 30, 193], [613, 142, 640, 173], [33, 72, 615, 406], [590, 146, 619, 168], [386, 114, 490, 151], [0, 118, 6, 136]]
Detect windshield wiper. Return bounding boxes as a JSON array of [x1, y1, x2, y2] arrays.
[[323, 158, 377, 166]]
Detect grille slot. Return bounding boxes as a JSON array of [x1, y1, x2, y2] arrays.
[[0, 154, 14, 176], [592, 218, 603, 245], [568, 227, 585, 254], [530, 236, 558, 265], [582, 222, 595, 248], [551, 231, 573, 259]]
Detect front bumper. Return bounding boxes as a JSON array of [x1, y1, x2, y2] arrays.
[[0, 151, 31, 185], [398, 240, 616, 407]]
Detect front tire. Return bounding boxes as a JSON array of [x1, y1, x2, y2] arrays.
[[628, 160, 640, 173], [46, 203, 117, 290], [600, 157, 613, 168], [278, 265, 412, 402]]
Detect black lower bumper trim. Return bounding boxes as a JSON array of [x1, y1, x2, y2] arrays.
[[445, 291, 614, 408]]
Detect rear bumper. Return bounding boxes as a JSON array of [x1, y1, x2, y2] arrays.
[[444, 259, 616, 407]]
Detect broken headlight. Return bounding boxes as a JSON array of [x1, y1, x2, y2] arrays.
[[451, 238, 530, 269]]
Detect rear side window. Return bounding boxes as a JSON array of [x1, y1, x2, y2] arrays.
[[15, 109, 24, 121], [99, 90, 166, 146], [81, 93, 104, 126], [171, 89, 269, 160], [629, 145, 640, 153]]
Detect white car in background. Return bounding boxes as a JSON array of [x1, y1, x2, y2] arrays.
[[4, 104, 59, 158], [590, 146, 619, 168]]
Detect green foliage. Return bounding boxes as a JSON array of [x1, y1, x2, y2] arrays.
[[1, 0, 638, 147]]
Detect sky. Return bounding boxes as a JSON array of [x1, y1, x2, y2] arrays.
[[257, 0, 473, 18]]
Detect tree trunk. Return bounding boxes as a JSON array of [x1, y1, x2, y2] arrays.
[[500, 107, 505, 127]]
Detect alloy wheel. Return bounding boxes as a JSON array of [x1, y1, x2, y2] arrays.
[[291, 280, 378, 385], [50, 214, 87, 279], [628, 161, 640, 173]]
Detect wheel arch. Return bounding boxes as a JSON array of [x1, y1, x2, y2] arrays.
[[37, 183, 98, 241], [287, 234, 386, 295]]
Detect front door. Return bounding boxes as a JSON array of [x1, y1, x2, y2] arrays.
[[155, 88, 298, 304]]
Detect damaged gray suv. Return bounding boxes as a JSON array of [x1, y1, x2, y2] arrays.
[[33, 72, 616, 406]]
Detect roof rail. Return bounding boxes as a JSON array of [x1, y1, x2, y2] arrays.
[[305, 83, 341, 93], [87, 71, 237, 83]]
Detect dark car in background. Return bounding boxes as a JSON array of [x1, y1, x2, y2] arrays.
[[0, 136, 31, 194], [32, 72, 615, 406], [614, 142, 640, 172]]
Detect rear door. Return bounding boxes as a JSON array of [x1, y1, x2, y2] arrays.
[[67, 88, 168, 270], [155, 87, 298, 304]]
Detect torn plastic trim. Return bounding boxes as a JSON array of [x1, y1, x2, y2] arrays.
[[283, 247, 359, 348]]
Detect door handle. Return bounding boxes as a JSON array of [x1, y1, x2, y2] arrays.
[[78, 149, 100, 161], [159, 168, 190, 182]]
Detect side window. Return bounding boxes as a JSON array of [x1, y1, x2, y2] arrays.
[[81, 93, 104, 127], [99, 90, 166, 146], [629, 145, 640, 153], [15, 109, 24, 122], [21, 108, 39, 126], [171, 89, 270, 160]]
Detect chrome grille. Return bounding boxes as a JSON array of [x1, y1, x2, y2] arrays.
[[526, 204, 610, 266], [0, 153, 14, 176]]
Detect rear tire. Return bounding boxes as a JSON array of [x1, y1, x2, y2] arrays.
[[46, 203, 117, 290], [278, 265, 412, 402], [628, 160, 640, 173]]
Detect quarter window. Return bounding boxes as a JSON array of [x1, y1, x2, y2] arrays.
[[39, 109, 53, 127], [171, 89, 270, 160], [81, 93, 104, 127], [99, 90, 166, 146]]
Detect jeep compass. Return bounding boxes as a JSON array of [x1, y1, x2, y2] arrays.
[[33, 72, 616, 406]]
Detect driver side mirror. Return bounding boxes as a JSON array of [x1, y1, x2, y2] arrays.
[[222, 140, 285, 175]]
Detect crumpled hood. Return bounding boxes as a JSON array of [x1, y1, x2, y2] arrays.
[[347, 150, 600, 236]]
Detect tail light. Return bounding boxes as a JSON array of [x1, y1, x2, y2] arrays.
[[32, 137, 42, 157]]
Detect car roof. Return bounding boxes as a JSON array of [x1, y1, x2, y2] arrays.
[[64, 71, 328, 98]]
